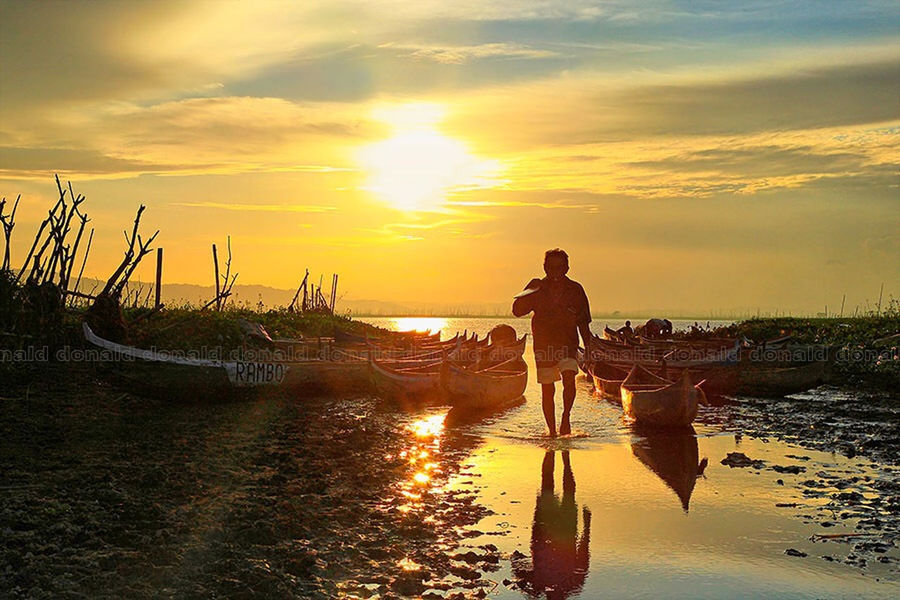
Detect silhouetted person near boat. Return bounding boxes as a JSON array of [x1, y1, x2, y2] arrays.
[[513, 450, 591, 599], [617, 320, 634, 337], [512, 249, 592, 437]]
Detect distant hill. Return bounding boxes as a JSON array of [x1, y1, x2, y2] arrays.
[[69, 277, 768, 319]]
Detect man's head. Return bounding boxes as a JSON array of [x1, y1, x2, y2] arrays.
[[543, 248, 569, 280], [625, 320, 631, 327]]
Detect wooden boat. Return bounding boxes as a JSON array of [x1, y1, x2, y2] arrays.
[[444, 356, 527, 410], [603, 326, 635, 343], [630, 427, 701, 512], [620, 365, 701, 428], [370, 334, 527, 405], [83, 322, 371, 399], [737, 361, 826, 397], [369, 358, 444, 404], [587, 360, 629, 401]]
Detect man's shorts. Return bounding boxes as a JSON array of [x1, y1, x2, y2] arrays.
[[536, 357, 579, 384]]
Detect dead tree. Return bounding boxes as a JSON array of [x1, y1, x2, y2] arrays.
[[0, 195, 20, 272], [203, 236, 238, 310], [288, 269, 309, 312], [87, 204, 159, 340]]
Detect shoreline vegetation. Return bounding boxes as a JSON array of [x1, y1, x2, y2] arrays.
[[2, 285, 898, 389]]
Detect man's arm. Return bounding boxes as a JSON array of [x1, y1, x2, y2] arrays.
[[576, 284, 592, 351], [512, 278, 541, 317]]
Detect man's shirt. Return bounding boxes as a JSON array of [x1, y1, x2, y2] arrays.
[[512, 276, 591, 368]]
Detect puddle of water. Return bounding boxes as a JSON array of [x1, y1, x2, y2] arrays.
[[448, 434, 898, 599]]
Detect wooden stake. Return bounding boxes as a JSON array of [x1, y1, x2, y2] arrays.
[[877, 282, 884, 315], [212, 243, 221, 310], [331, 273, 338, 312], [155, 247, 163, 308]]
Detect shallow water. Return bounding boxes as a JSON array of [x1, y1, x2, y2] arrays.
[[362, 316, 899, 599]]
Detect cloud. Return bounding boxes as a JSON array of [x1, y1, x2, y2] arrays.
[[0, 147, 202, 178], [383, 42, 561, 64], [629, 146, 865, 175], [173, 202, 337, 213], [0, 97, 380, 179]]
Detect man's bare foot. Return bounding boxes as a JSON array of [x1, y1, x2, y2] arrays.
[[547, 427, 557, 438], [559, 416, 571, 436]]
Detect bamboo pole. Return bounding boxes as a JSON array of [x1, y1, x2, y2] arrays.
[[70, 228, 93, 305], [330, 273, 338, 312], [155, 247, 163, 308], [212, 243, 221, 311]]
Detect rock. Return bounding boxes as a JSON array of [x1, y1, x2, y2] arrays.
[[391, 572, 426, 596], [784, 549, 807, 557], [772, 465, 806, 474], [721, 453, 765, 468]]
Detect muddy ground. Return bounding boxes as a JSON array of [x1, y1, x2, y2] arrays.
[[1, 368, 897, 598]]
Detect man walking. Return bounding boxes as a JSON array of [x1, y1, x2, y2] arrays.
[[513, 249, 592, 436]]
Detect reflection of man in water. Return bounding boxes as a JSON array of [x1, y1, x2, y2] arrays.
[[513, 451, 591, 599]]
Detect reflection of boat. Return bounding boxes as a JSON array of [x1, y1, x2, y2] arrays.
[[631, 427, 701, 511], [444, 393, 525, 427], [620, 365, 701, 427]]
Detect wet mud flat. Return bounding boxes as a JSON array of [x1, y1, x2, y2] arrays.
[[723, 386, 899, 466], [698, 385, 899, 576], [0, 370, 499, 599]]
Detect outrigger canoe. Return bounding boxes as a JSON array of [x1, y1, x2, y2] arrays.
[[620, 364, 702, 428]]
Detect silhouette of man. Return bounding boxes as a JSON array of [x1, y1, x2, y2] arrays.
[[513, 450, 591, 599], [513, 249, 592, 436]]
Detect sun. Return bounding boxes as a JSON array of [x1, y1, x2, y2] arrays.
[[358, 103, 501, 211]]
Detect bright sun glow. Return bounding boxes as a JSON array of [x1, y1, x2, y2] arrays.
[[392, 317, 447, 335], [358, 103, 501, 211]]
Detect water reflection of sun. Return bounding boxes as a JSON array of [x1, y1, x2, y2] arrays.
[[395, 413, 447, 514], [392, 317, 447, 336]]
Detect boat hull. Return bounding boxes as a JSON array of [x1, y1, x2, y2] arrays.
[[84, 323, 372, 399], [621, 367, 699, 428], [737, 361, 826, 397], [444, 359, 527, 411], [369, 359, 444, 404]]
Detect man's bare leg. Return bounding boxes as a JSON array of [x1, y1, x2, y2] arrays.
[[559, 371, 576, 436], [541, 382, 557, 437]]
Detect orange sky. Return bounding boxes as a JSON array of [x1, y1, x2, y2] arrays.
[[1, 1, 897, 315]]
